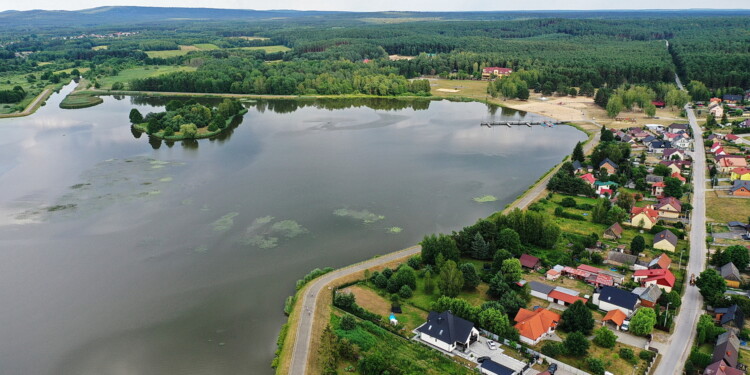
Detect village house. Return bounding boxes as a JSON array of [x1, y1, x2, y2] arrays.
[[648, 253, 672, 270], [595, 181, 618, 196], [717, 155, 748, 173], [654, 197, 682, 219], [671, 171, 687, 183], [547, 287, 588, 306], [729, 180, 750, 196], [725, 134, 740, 143], [653, 229, 678, 252], [730, 167, 750, 181], [571, 160, 584, 174], [646, 174, 664, 186], [593, 285, 640, 316], [546, 269, 561, 281], [632, 284, 663, 308], [668, 123, 690, 132], [721, 262, 742, 288], [709, 102, 724, 118], [513, 307, 560, 346], [723, 94, 743, 104], [630, 206, 659, 229], [603, 222, 623, 239], [519, 254, 541, 271], [633, 268, 676, 293], [416, 311, 479, 352], [662, 148, 687, 161], [660, 161, 682, 175], [480, 359, 520, 375], [704, 361, 744, 375], [606, 251, 648, 270], [579, 173, 596, 187], [715, 305, 745, 330], [712, 334, 740, 369], [599, 158, 618, 174], [481, 67, 512, 80], [651, 181, 666, 198], [602, 309, 627, 330], [648, 140, 672, 154], [707, 133, 724, 142]]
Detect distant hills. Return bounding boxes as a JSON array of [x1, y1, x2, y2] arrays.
[[2, 6, 750, 29]]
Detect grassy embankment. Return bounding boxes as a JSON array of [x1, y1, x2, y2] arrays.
[[0, 69, 82, 115], [132, 108, 248, 141]]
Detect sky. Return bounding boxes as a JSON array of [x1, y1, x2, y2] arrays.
[[1, 0, 748, 12]]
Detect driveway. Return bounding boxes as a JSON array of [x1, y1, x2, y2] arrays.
[[468, 336, 528, 372], [611, 329, 649, 349]]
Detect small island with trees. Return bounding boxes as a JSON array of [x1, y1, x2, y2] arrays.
[[129, 98, 247, 140]]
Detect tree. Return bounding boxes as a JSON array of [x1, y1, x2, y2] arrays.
[[606, 206, 627, 225], [659, 290, 682, 309], [399, 284, 413, 298], [600, 128, 615, 142], [696, 269, 727, 305], [606, 95, 623, 118], [592, 198, 611, 224], [479, 308, 518, 340], [541, 341, 563, 357], [665, 88, 690, 110], [319, 325, 339, 375], [564, 331, 590, 357], [722, 245, 750, 270], [438, 260, 464, 297], [488, 273, 511, 298], [696, 314, 724, 345], [423, 270, 435, 294], [340, 314, 357, 330], [471, 232, 492, 260], [421, 233, 460, 265], [568, 87, 578, 97], [559, 301, 594, 334], [629, 307, 657, 336], [460, 263, 480, 290], [180, 123, 198, 138], [631, 235, 646, 256], [129, 108, 143, 124], [500, 258, 523, 284], [491, 249, 513, 274], [572, 141, 585, 162], [664, 177, 683, 199], [653, 163, 672, 177], [644, 102, 656, 118], [586, 358, 606, 375], [616, 191, 635, 211], [373, 273, 388, 289], [593, 327, 617, 348], [392, 265, 417, 290], [497, 228, 522, 256]]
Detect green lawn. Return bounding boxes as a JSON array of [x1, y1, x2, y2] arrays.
[[0, 72, 68, 114], [193, 43, 220, 50], [97, 66, 197, 90]]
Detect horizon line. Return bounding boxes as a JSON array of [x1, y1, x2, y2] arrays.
[[3, 6, 750, 12]]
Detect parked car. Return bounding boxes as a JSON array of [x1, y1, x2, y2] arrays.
[[548, 363, 558, 374], [487, 340, 497, 350], [477, 356, 490, 363], [621, 320, 630, 331]]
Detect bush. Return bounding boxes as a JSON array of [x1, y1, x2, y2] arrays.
[[639, 350, 655, 361], [593, 327, 617, 348], [399, 285, 413, 299], [560, 197, 577, 207], [620, 348, 634, 361], [541, 341, 563, 357], [341, 314, 357, 330], [407, 256, 422, 270], [373, 274, 388, 289], [586, 358, 606, 375], [554, 207, 586, 221]]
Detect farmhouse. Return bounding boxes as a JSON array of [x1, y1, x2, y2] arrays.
[[729, 180, 750, 196], [416, 310, 479, 352], [603, 222, 624, 239], [720, 262, 742, 288], [630, 206, 659, 229], [654, 197, 682, 219], [606, 251, 648, 270]]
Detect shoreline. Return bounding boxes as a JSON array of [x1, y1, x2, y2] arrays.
[[276, 120, 599, 374], [0, 88, 54, 119]]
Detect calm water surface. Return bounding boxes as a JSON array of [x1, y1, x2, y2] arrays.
[[0, 81, 585, 375]]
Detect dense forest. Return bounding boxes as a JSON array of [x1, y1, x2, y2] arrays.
[[1, 8, 749, 109]]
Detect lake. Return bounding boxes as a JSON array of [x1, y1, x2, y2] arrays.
[[0, 81, 586, 375]]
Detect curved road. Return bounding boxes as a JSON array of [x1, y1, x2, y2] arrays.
[[289, 246, 421, 375], [288, 120, 602, 375], [652, 76, 707, 375]]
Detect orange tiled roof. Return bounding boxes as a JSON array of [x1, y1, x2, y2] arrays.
[[514, 308, 560, 341], [603, 309, 627, 326]]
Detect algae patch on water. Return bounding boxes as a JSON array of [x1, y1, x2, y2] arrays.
[[333, 208, 385, 224], [212, 212, 239, 232], [473, 195, 497, 203], [386, 226, 403, 234], [240, 216, 307, 249]]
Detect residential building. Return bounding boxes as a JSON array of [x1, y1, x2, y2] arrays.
[[546, 269, 560, 281], [593, 285, 640, 316], [730, 180, 750, 196], [529, 281, 555, 300], [513, 307, 560, 345], [547, 288, 587, 306], [646, 174, 664, 186], [712, 333, 740, 368], [653, 229, 678, 252], [716, 155, 748, 173], [660, 161, 682, 175], [480, 359, 519, 375], [482, 67, 512, 80], [633, 268, 676, 293], [662, 148, 686, 161], [580, 173, 596, 186], [723, 95, 743, 104], [720, 262, 741, 288], [571, 160, 584, 174], [668, 123, 689, 132], [416, 311, 479, 352], [630, 206, 659, 229], [715, 305, 745, 330], [704, 361, 744, 375], [654, 197, 682, 219], [651, 181, 665, 198], [730, 167, 750, 181], [599, 158, 619, 174], [725, 134, 740, 143]]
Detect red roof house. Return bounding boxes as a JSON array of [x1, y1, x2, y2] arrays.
[[514, 308, 560, 345], [519, 254, 542, 270], [634, 269, 676, 292], [579, 173, 596, 186]]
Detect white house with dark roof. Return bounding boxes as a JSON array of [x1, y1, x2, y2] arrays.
[[593, 285, 640, 316], [416, 311, 478, 352]]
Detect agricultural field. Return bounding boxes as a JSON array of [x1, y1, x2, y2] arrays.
[[96, 66, 196, 90], [145, 44, 219, 58], [236, 45, 291, 53]]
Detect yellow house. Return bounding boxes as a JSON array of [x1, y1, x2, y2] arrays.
[[653, 229, 678, 252], [662, 163, 681, 175], [730, 167, 750, 181], [654, 197, 681, 219], [630, 206, 659, 230]]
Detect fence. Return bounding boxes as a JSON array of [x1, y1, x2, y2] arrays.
[[525, 348, 592, 375]]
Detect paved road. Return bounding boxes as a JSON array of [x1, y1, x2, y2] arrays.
[[289, 246, 421, 375], [510, 121, 601, 211], [652, 75, 707, 375]]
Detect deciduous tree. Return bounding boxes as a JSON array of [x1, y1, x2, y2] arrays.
[[438, 260, 464, 298]]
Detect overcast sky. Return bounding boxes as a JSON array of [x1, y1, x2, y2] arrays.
[[2, 0, 748, 12]]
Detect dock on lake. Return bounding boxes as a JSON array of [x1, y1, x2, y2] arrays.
[[480, 121, 558, 128]]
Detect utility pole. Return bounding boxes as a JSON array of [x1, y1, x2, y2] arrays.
[[664, 302, 671, 327], [678, 248, 685, 272]]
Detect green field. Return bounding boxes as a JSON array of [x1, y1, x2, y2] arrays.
[[59, 93, 103, 109], [97, 66, 197, 90], [237, 45, 291, 53], [0, 73, 59, 114], [145, 44, 220, 58]]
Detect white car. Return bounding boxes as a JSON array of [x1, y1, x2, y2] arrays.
[[487, 340, 497, 350], [621, 320, 630, 331]]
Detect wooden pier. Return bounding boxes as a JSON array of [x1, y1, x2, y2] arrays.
[[480, 121, 557, 128]]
